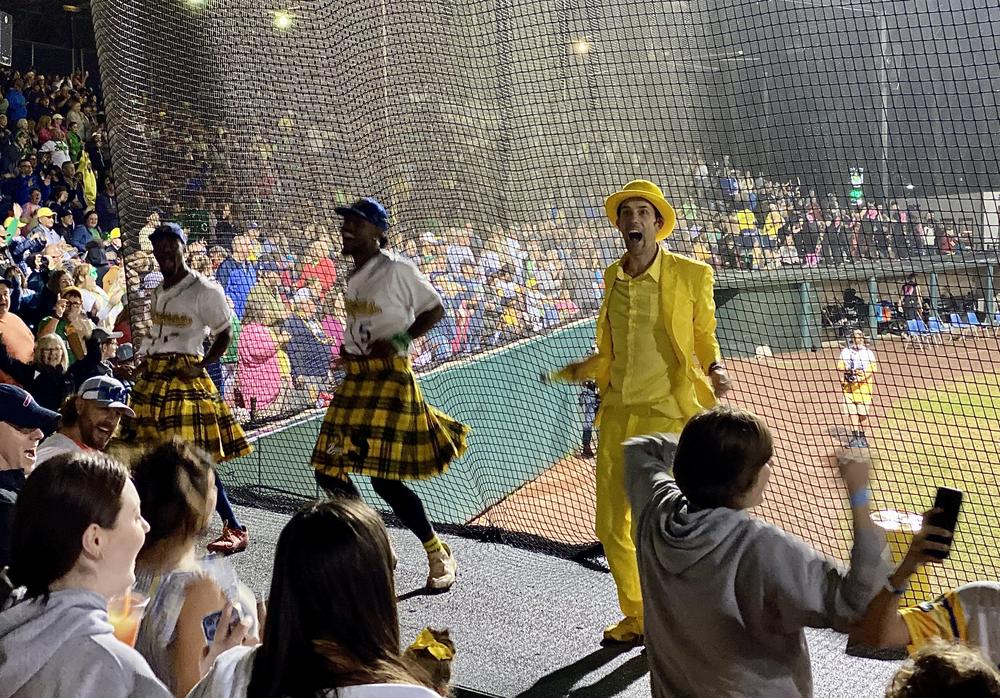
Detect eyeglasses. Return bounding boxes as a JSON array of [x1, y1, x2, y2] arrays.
[[80, 384, 129, 404]]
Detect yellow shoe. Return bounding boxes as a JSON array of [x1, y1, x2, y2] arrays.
[[426, 543, 457, 591], [602, 616, 644, 645]]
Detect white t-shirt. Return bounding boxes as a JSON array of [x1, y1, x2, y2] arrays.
[[838, 345, 876, 373], [35, 432, 86, 466], [147, 271, 232, 357], [344, 251, 442, 356]]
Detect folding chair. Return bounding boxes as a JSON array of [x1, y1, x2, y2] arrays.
[[950, 312, 971, 341], [916, 318, 938, 345], [904, 319, 926, 351], [927, 316, 948, 343], [966, 310, 985, 336]]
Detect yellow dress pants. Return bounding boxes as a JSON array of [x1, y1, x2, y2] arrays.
[[596, 408, 686, 621]]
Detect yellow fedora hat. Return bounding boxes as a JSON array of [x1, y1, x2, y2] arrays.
[[604, 179, 677, 241]]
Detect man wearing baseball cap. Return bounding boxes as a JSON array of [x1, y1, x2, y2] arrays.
[[544, 179, 732, 644], [310, 196, 468, 591], [69, 327, 122, 385], [30, 207, 61, 248], [35, 375, 135, 465], [0, 384, 59, 566]]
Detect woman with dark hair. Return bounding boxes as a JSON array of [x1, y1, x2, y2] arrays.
[[131, 438, 259, 697], [0, 452, 170, 696], [189, 498, 440, 698]]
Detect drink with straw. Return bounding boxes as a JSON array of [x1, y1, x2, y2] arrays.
[[107, 590, 149, 648]]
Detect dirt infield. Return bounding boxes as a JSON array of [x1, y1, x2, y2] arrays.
[[474, 331, 1000, 579]]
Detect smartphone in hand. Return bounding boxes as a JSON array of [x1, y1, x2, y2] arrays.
[[201, 606, 242, 643], [927, 486, 962, 560], [201, 610, 223, 643]]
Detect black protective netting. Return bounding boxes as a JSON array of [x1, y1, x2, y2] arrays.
[[87, 0, 999, 594]]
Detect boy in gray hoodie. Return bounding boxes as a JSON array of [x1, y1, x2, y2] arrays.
[[624, 406, 889, 697]]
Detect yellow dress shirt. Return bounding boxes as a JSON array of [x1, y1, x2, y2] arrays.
[[604, 253, 682, 416]]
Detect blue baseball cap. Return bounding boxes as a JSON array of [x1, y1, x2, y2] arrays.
[[149, 222, 188, 245], [335, 197, 389, 232], [0, 384, 59, 432]]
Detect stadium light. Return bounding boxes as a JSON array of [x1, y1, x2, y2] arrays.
[[572, 38, 592, 55], [905, 184, 915, 191], [274, 10, 294, 29]]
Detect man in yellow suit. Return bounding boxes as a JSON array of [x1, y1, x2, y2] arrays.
[[545, 180, 732, 644]]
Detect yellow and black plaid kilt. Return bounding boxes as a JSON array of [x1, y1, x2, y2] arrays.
[[311, 355, 469, 480], [123, 354, 253, 463]]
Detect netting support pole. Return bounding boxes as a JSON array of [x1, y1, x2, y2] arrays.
[[985, 265, 995, 319], [799, 281, 813, 351], [929, 273, 940, 320], [867, 277, 878, 342]]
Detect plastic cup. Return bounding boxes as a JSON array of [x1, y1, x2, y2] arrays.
[[871, 509, 934, 607], [107, 590, 149, 648]]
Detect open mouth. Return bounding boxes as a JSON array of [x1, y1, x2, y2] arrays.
[[628, 231, 643, 242], [24, 449, 36, 461]]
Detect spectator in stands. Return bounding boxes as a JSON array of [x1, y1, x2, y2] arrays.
[[0, 384, 59, 567], [299, 238, 338, 293], [30, 205, 60, 247], [237, 299, 289, 421], [131, 438, 259, 696], [37, 286, 91, 365], [0, 332, 73, 411], [839, 329, 876, 449], [624, 408, 887, 697], [188, 498, 440, 698], [70, 328, 122, 386], [95, 179, 118, 232], [5, 80, 27, 128], [285, 287, 333, 404], [70, 209, 103, 254], [886, 641, 1000, 697], [0, 452, 172, 698], [778, 234, 801, 265], [224, 234, 256, 319], [0, 278, 34, 385], [35, 376, 135, 464], [73, 262, 111, 323]]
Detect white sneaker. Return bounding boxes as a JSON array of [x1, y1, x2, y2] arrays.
[[426, 543, 457, 591]]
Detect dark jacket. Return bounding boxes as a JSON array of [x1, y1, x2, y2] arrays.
[[69, 335, 114, 386], [0, 342, 74, 412], [0, 469, 26, 569], [284, 314, 331, 378]]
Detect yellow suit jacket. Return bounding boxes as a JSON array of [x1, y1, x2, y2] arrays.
[[557, 250, 721, 425]]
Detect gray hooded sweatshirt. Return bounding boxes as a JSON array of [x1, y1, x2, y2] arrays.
[[0, 589, 171, 698], [624, 434, 889, 698]]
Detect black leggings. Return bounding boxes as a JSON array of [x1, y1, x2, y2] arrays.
[[314, 471, 435, 544]]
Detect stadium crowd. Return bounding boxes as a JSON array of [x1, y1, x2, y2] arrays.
[[674, 161, 979, 271], [0, 64, 998, 698], [0, 63, 984, 425]]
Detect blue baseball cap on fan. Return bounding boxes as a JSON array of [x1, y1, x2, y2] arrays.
[[335, 197, 389, 231], [0, 384, 59, 433]]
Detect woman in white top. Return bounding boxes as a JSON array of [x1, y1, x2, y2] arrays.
[[190, 498, 442, 698], [131, 438, 259, 697], [309, 198, 468, 592]]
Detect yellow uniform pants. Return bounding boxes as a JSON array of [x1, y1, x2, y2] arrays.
[[597, 408, 686, 620]]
